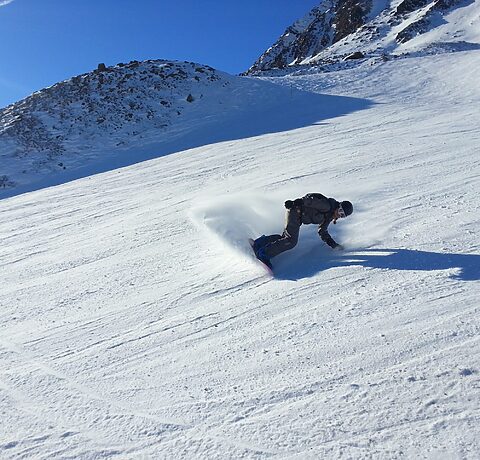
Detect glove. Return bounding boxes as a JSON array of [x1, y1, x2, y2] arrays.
[[333, 244, 344, 251], [285, 198, 303, 210]]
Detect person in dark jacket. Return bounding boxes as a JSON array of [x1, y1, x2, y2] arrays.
[[253, 193, 353, 269]]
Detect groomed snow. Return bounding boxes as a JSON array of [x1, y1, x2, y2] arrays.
[[1, 51, 479, 458]]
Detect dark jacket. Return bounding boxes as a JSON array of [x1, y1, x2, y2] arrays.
[[301, 193, 339, 248]]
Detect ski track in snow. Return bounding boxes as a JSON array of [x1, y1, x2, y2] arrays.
[[1, 52, 480, 459]]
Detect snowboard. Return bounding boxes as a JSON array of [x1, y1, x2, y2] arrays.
[[248, 238, 273, 274]]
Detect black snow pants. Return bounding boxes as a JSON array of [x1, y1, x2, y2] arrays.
[[263, 207, 302, 259]]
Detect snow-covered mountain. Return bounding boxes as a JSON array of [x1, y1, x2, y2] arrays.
[[246, 0, 480, 74], [0, 60, 230, 191], [1, 60, 328, 196]]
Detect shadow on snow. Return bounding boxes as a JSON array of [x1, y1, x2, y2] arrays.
[[274, 247, 480, 282], [1, 86, 373, 200]]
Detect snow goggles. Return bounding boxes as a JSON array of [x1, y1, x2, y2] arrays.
[[337, 204, 347, 218]]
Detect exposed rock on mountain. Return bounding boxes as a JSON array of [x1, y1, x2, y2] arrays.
[[0, 60, 228, 189], [246, 0, 480, 74]]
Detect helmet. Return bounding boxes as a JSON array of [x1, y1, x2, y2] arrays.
[[340, 200, 353, 217]]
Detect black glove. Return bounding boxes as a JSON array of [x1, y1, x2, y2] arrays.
[[285, 198, 303, 210]]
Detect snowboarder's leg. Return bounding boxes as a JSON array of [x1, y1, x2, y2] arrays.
[[253, 234, 282, 252], [262, 209, 302, 259]]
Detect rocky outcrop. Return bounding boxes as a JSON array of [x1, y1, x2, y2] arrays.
[[0, 60, 226, 188], [246, 0, 474, 74], [334, 0, 370, 42], [248, 4, 335, 70], [247, 0, 372, 73], [395, 0, 465, 43]]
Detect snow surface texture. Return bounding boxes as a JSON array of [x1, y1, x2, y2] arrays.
[[1, 51, 479, 458]]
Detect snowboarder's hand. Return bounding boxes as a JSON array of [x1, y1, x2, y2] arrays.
[[333, 244, 344, 251], [285, 199, 303, 210]]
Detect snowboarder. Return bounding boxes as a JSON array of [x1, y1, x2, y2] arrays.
[[252, 193, 353, 269]]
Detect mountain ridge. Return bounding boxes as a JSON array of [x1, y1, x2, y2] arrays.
[[0, 60, 227, 190], [246, 0, 480, 74]]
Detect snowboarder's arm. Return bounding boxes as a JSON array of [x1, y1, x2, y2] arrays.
[[318, 222, 340, 249]]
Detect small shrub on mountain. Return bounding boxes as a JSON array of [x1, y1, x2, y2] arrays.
[[0, 175, 14, 188]]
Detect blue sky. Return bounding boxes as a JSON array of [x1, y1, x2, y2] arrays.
[[0, 0, 320, 108]]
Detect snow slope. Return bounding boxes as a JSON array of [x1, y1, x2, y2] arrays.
[[1, 51, 479, 458]]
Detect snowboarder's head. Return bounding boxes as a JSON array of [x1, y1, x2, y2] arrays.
[[337, 201, 353, 219]]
